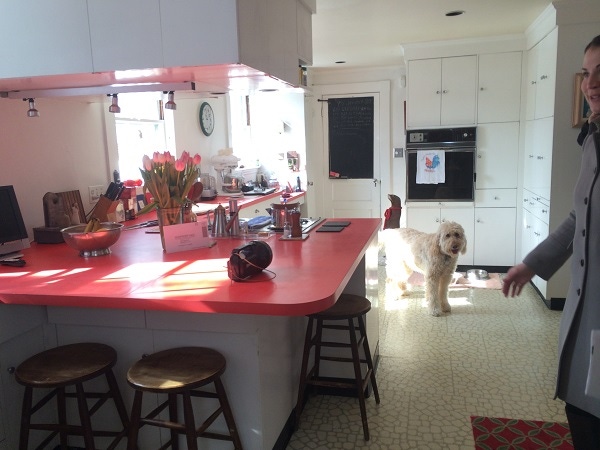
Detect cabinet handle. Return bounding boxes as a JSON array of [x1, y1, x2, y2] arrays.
[[537, 156, 544, 160], [531, 80, 537, 85], [477, 154, 482, 158], [542, 209, 548, 213], [540, 75, 548, 80], [307, 181, 314, 186], [529, 154, 534, 158], [494, 196, 500, 200], [476, 219, 482, 223], [480, 87, 485, 91], [436, 90, 441, 94], [442, 90, 448, 94]]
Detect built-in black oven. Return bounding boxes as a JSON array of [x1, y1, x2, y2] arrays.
[[405, 127, 476, 202]]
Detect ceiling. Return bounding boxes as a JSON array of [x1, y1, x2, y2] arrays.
[[311, 0, 553, 69]]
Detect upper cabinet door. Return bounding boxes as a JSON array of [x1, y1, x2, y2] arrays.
[[407, 58, 442, 128], [88, 0, 163, 72], [440, 55, 477, 126], [161, 0, 239, 68], [407, 56, 476, 128], [478, 52, 522, 123], [0, 0, 92, 79]]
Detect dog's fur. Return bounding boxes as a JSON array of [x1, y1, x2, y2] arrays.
[[380, 221, 467, 316]]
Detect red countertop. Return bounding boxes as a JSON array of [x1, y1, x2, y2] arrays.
[[0, 210, 380, 316]]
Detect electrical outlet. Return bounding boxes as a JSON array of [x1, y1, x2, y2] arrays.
[[393, 147, 403, 158], [88, 185, 104, 203]]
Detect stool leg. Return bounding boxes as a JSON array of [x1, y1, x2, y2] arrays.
[[181, 391, 198, 450], [214, 378, 243, 449], [57, 387, 69, 448], [168, 393, 180, 450], [105, 368, 130, 429], [18, 386, 33, 450], [348, 318, 370, 441], [127, 391, 143, 450], [75, 382, 95, 449], [358, 314, 380, 404], [295, 316, 314, 428], [313, 318, 324, 379]]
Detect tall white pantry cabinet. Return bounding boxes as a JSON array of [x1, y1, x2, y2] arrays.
[[405, 50, 522, 267]]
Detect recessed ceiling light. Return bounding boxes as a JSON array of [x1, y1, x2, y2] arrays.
[[446, 10, 465, 17]]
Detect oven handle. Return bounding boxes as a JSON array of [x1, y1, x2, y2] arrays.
[[405, 146, 476, 152]]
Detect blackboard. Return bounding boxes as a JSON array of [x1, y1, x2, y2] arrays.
[[328, 96, 374, 179]]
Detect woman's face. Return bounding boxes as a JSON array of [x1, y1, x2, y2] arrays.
[[582, 45, 600, 115]]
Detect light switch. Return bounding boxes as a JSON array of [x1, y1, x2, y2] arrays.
[[393, 148, 403, 158]]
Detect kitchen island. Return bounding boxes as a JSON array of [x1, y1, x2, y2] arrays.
[[0, 212, 380, 450]]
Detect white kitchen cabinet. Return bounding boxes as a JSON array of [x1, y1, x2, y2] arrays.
[[476, 122, 520, 189], [160, 0, 240, 68], [474, 189, 516, 266], [526, 28, 558, 120], [521, 195, 550, 297], [406, 204, 474, 265], [477, 52, 522, 123], [474, 207, 516, 266], [523, 117, 553, 201], [407, 55, 477, 128], [297, 1, 314, 65], [88, 0, 164, 72], [162, 0, 311, 87], [0, 0, 93, 79]]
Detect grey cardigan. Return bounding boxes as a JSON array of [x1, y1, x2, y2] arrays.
[[523, 123, 600, 416]]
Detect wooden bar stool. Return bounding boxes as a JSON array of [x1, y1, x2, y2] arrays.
[[126, 346, 243, 450], [295, 293, 380, 440], [14, 342, 130, 450]]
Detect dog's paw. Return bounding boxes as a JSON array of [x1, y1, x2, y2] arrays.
[[442, 304, 451, 313], [429, 308, 442, 317]]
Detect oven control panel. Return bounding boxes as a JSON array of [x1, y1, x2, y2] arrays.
[[407, 127, 476, 146]]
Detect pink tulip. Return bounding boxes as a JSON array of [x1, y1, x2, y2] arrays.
[[180, 151, 190, 165], [152, 151, 161, 163], [164, 151, 173, 163], [142, 155, 152, 171], [193, 154, 201, 165], [175, 159, 186, 171]]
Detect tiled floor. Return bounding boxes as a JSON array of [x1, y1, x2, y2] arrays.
[[287, 267, 567, 449]]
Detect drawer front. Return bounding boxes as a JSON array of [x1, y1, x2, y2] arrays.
[[522, 191, 550, 224], [475, 189, 516, 207]]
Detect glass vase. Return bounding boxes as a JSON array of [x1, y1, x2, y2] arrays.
[[156, 207, 184, 251]]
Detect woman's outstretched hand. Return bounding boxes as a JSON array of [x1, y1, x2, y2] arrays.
[[502, 263, 536, 297]]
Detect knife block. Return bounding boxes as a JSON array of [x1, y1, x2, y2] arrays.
[[91, 195, 120, 222]]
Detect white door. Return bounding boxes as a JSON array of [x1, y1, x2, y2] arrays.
[[320, 93, 381, 218]]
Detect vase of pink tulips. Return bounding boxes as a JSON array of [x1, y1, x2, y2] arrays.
[[139, 151, 203, 250]]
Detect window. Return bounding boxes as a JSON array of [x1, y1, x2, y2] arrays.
[[114, 92, 175, 181]]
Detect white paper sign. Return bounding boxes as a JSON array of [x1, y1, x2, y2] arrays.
[[585, 329, 600, 399], [161, 221, 215, 253]]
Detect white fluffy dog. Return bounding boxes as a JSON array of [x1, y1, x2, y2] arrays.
[[380, 221, 467, 316]]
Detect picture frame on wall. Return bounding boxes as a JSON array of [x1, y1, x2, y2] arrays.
[[573, 72, 591, 128]]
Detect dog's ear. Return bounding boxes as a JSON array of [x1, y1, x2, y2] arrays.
[[461, 234, 467, 254]]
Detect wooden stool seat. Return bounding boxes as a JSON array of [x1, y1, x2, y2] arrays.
[[126, 347, 243, 450], [295, 293, 380, 441], [15, 342, 130, 450]]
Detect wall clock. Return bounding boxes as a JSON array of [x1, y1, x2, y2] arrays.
[[199, 102, 215, 136]]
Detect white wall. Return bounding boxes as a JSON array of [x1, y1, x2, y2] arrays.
[[0, 97, 109, 234]]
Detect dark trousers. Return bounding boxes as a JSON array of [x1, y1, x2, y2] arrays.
[[565, 403, 600, 449]]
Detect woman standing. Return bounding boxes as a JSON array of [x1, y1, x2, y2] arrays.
[[503, 35, 600, 449]]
